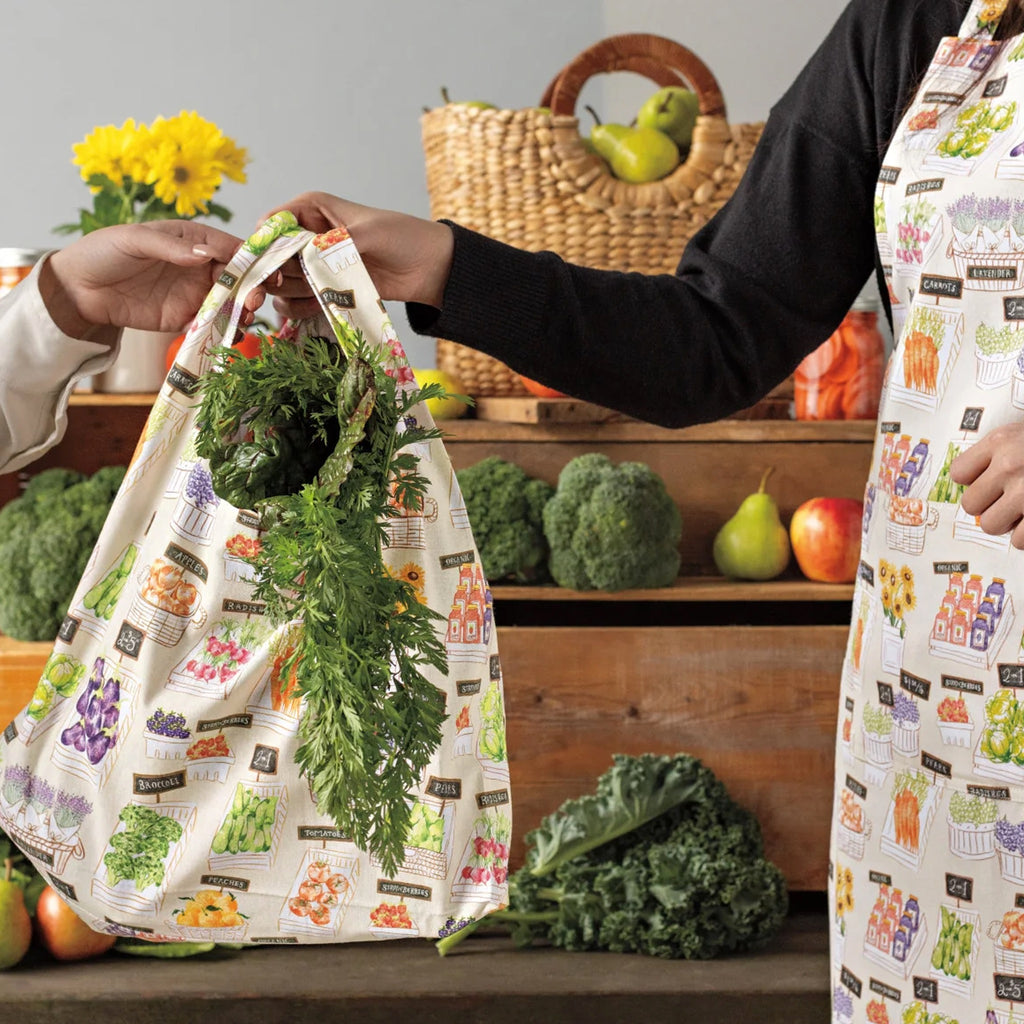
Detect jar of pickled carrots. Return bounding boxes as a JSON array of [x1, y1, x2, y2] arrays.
[[794, 292, 886, 420]]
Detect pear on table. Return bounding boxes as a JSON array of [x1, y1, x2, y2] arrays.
[[712, 467, 792, 581], [0, 858, 32, 970]]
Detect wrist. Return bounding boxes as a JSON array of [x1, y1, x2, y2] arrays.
[[419, 220, 454, 309], [38, 251, 117, 345]]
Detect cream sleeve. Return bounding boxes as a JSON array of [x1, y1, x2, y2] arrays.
[[0, 255, 118, 475]]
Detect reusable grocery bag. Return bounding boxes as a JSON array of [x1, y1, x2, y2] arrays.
[[0, 212, 511, 944]]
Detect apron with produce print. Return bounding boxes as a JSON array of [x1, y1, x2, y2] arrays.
[[831, 3, 1024, 1021], [0, 212, 511, 944]]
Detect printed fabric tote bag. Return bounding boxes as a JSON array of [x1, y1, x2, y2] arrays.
[[0, 211, 511, 945]]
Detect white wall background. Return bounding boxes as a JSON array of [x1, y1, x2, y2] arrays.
[[1, 0, 848, 366]]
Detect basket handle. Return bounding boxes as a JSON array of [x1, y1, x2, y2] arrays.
[[542, 33, 726, 120]]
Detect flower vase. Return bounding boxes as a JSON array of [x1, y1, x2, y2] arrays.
[[880, 621, 905, 674], [92, 327, 175, 394]]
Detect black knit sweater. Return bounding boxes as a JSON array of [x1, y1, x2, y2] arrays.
[[408, 0, 973, 427]]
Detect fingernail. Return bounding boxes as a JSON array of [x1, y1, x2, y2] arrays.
[[192, 245, 211, 258]]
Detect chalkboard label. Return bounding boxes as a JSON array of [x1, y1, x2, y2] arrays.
[[946, 873, 973, 901], [377, 880, 431, 901], [222, 599, 265, 616], [878, 681, 895, 707], [58, 616, 80, 644], [1015, 893, 1024, 909], [114, 621, 145, 660], [489, 654, 502, 681], [995, 974, 1024, 1002], [859, 561, 875, 587], [249, 745, 279, 774], [923, 90, 966, 105], [439, 550, 474, 571], [941, 674, 984, 695], [19, 841, 53, 867], [985, 74, 1008, 97], [200, 874, 249, 892], [197, 713, 252, 732], [133, 770, 187, 795], [3, 722, 16, 744], [846, 775, 868, 799], [914, 977, 939, 1003], [960, 407, 983, 432], [425, 776, 462, 800], [236, 509, 262, 530], [906, 178, 944, 196], [999, 664, 1024, 688], [969, 264, 1016, 282], [217, 270, 238, 288], [878, 166, 901, 185], [845, 696, 855, 713], [164, 543, 208, 583], [104, 917, 154, 935], [477, 788, 511, 809], [869, 978, 901, 1002], [922, 751, 952, 777], [320, 287, 356, 310], [901, 670, 931, 701], [840, 966, 863, 998], [1004, 295, 1024, 320], [880, 422, 901, 435], [869, 870, 893, 886], [920, 273, 963, 299], [251, 936, 299, 944], [934, 561, 970, 575], [297, 826, 352, 842], [47, 875, 76, 902], [166, 364, 200, 397], [967, 784, 1011, 800], [456, 679, 481, 696]]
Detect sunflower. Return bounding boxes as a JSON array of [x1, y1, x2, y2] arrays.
[[145, 111, 226, 216], [72, 118, 139, 188], [879, 558, 892, 579], [900, 565, 914, 586], [395, 562, 427, 601], [215, 136, 249, 184], [881, 586, 892, 610], [903, 590, 916, 611]]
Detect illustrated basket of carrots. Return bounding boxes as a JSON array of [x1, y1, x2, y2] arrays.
[[794, 310, 885, 420], [421, 34, 764, 395]]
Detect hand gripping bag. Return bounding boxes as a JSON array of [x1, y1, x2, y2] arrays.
[[0, 213, 511, 944]]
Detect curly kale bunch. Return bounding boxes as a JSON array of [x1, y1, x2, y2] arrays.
[[437, 753, 789, 960], [456, 456, 554, 583], [0, 465, 125, 640], [542, 453, 681, 591]]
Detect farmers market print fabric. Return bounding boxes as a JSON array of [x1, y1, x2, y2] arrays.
[[831, 3, 1024, 1021], [0, 214, 511, 944]]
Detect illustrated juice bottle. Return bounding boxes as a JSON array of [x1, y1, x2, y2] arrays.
[[932, 605, 951, 641], [987, 578, 1007, 618], [965, 573, 984, 609], [951, 607, 970, 645], [949, 572, 965, 601], [464, 589, 483, 644]]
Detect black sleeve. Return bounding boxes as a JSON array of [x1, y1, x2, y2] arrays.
[[408, 0, 968, 428]]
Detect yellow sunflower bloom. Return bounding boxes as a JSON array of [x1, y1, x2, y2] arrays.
[[900, 566, 914, 585], [72, 118, 139, 187], [215, 137, 249, 184], [881, 586, 892, 609], [878, 559, 892, 579], [396, 562, 426, 592], [903, 590, 916, 611]]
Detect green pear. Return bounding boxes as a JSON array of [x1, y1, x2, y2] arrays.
[[608, 127, 680, 183], [636, 86, 700, 150], [584, 105, 630, 163], [0, 859, 32, 970], [712, 468, 792, 581]]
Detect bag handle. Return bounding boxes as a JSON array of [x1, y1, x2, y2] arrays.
[[541, 33, 727, 120]]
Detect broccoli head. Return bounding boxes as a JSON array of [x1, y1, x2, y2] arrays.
[[542, 453, 681, 591], [0, 465, 125, 641], [456, 456, 554, 583]]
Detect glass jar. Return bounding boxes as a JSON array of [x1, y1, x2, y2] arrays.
[[794, 291, 886, 420]]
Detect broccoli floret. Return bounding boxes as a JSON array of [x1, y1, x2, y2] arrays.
[[542, 453, 681, 591], [437, 753, 789, 960], [456, 456, 554, 583], [0, 465, 124, 641]]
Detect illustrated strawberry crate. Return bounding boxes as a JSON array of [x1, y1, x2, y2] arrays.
[[938, 720, 973, 747], [948, 815, 996, 860], [278, 848, 360, 938], [207, 782, 288, 874], [184, 749, 236, 784], [370, 796, 455, 881], [989, 917, 1024, 975], [91, 801, 197, 916]]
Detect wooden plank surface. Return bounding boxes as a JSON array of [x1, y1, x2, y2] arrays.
[[497, 624, 843, 891]]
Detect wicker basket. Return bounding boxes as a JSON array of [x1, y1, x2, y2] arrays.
[[421, 33, 765, 395]]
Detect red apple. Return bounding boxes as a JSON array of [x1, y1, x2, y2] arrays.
[[34, 885, 116, 961], [789, 497, 864, 583]]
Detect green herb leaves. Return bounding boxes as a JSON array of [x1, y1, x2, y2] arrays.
[[195, 325, 450, 876]]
